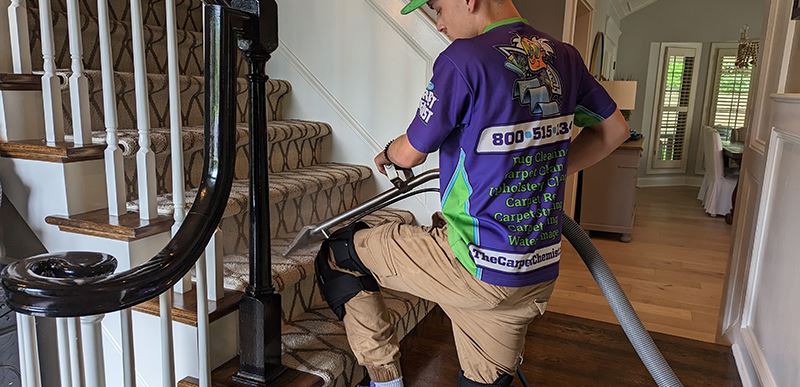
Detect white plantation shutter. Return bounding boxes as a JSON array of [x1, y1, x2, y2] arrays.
[[652, 45, 700, 170], [710, 49, 754, 139]]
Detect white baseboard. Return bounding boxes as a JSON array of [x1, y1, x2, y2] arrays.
[[637, 175, 704, 187], [740, 327, 778, 387], [732, 342, 758, 387]]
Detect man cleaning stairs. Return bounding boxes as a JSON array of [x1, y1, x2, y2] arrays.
[[313, 1, 631, 386]]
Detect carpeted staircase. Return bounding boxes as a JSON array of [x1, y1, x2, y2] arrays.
[[25, 0, 434, 385]]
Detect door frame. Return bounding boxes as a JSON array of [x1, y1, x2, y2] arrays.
[[562, 0, 595, 218]]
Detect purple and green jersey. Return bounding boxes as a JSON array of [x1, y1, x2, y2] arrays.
[[406, 18, 617, 287]]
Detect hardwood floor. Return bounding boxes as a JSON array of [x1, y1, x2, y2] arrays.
[[400, 307, 742, 387], [550, 186, 733, 343]]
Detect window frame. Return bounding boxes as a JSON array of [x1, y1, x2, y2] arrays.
[[647, 42, 703, 174], [695, 42, 758, 174]]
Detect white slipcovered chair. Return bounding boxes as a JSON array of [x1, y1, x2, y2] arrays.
[[698, 126, 737, 216]]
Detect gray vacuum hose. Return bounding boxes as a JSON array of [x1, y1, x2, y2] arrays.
[[562, 215, 683, 387]]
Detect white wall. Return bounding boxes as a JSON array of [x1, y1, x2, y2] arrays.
[[587, 0, 622, 80], [0, 193, 46, 259], [269, 0, 450, 221], [616, 0, 765, 179]]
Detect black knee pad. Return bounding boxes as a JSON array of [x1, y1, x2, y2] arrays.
[[315, 222, 378, 320], [458, 371, 514, 387]]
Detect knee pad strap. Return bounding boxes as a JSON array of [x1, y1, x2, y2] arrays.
[[315, 222, 378, 320]]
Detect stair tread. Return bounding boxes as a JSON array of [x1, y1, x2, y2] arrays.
[[74, 119, 331, 158], [136, 208, 415, 326], [281, 290, 434, 386], [125, 163, 373, 218], [62, 69, 291, 129], [30, 6, 207, 76], [218, 208, 416, 292], [176, 288, 432, 387]]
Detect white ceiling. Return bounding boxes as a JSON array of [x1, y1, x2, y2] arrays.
[[608, 0, 660, 21]]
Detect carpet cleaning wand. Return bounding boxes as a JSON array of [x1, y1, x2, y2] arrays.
[[284, 168, 683, 387]]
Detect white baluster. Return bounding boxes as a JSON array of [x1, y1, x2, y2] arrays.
[[7, 0, 32, 73], [17, 314, 42, 387], [65, 0, 92, 145], [159, 292, 176, 387], [67, 317, 86, 387], [0, 0, 10, 73], [167, 0, 192, 294], [130, 0, 157, 220], [56, 319, 74, 387], [97, 0, 126, 216], [205, 228, 225, 301], [80, 315, 106, 387], [195, 254, 212, 387], [120, 309, 136, 387], [37, 0, 65, 144]]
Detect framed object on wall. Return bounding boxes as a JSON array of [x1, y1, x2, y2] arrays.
[[589, 32, 605, 80], [793, 0, 800, 20]]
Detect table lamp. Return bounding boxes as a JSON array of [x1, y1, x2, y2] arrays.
[[600, 80, 639, 139], [600, 80, 637, 112]]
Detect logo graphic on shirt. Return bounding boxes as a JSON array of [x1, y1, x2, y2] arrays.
[[418, 81, 438, 124], [469, 242, 561, 274], [496, 35, 563, 117]]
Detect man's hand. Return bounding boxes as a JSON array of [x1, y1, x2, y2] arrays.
[[374, 150, 390, 175]]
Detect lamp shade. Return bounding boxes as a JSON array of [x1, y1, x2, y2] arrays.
[[600, 80, 638, 110]]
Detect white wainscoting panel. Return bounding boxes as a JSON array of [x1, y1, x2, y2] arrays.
[[740, 126, 800, 387]]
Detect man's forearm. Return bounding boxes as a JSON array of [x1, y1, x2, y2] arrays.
[[387, 134, 428, 169], [567, 109, 630, 175]]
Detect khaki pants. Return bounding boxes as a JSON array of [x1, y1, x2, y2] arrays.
[[340, 222, 556, 384]]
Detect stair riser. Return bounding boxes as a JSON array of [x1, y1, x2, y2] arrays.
[[220, 178, 366, 254], [27, 0, 203, 32], [29, 10, 217, 78], [60, 71, 290, 135]]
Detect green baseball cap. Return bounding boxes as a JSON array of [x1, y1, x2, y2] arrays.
[[401, 0, 428, 15]]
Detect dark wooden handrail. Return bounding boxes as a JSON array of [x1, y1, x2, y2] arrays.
[[0, 2, 252, 318]]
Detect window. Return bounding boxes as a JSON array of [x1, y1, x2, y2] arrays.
[[651, 44, 701, 170], [708, 48, 755, 141]]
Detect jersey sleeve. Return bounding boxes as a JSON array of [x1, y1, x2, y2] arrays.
[[406, 53, 472, 153], [573, 55, 618, 128]]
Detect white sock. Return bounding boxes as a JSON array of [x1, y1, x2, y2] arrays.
[[373, 377, 403, 387]]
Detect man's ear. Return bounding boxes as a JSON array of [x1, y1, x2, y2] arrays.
[[466, 0, 477, 13]]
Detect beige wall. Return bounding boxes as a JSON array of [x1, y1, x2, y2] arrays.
[[616, 0, 766, 178], [514, 0, 565, 39]]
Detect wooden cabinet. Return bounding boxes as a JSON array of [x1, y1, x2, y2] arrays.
[[579, 139, 644, 242]]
